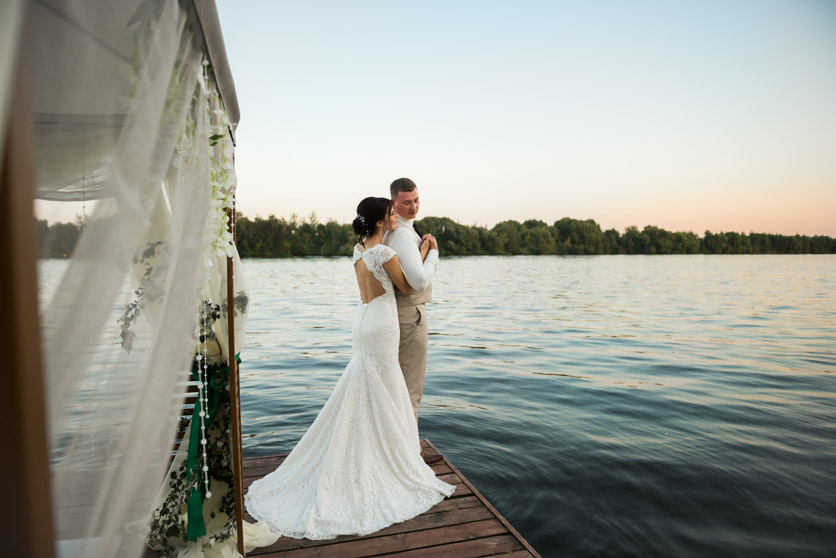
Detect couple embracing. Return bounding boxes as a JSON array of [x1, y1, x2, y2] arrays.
[[245, 178, 454, 540]]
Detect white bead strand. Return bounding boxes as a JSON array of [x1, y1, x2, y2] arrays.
[[199, 300, 210, 498]]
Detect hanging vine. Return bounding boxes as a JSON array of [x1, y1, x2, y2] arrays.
[[117, 240, 171, 353], [144, 61, 245, 556]]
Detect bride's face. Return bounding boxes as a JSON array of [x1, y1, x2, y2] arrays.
[[384, 205, 398, 231]]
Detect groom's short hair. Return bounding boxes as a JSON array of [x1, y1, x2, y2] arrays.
[[390, 178, 417, 199]]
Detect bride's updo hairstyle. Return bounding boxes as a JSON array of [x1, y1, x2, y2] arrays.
[[353, 196, 391, 246]]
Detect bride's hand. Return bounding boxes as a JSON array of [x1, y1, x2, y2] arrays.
[[422, 234, 438, 251]]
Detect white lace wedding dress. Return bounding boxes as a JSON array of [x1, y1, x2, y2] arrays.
[[245, 243, 455, 540]]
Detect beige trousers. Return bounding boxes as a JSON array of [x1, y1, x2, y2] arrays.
[[397, 303, 428, 422]]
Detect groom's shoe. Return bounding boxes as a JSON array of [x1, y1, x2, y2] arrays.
[[421, 450, 443, 464]]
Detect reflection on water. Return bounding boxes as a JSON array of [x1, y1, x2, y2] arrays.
[[238, 255, 836, 557], [41, 255, 836, 556]]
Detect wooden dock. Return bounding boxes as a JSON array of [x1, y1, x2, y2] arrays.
[[243, 440, 541, 558]]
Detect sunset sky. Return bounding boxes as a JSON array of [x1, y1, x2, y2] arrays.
[[38, 0, 836, 235]]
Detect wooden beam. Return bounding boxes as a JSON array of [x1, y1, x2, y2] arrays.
[[227, 207, 246, 555], [0, 44, 56, 558], [426, 439, 542, 558]]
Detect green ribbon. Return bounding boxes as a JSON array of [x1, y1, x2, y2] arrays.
[[185, 353, 240, 541]]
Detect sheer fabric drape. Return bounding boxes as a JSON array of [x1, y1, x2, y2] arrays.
[[0, 0, 24, 169], [29, 1, 253, 556]]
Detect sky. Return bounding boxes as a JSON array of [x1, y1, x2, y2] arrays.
[[37, 0, 836, 235]]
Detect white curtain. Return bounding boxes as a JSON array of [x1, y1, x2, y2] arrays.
[[28, 0, 258, 556], [0, 0, 24, 173]]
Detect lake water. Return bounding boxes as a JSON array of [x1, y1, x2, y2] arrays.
[[36, 254, 836, 556], [239, 255, 836, 557]]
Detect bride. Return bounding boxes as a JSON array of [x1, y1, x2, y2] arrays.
[[245, 197, 454, 540]]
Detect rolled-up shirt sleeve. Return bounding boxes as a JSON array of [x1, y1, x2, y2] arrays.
[[388, 229, 438, 292]]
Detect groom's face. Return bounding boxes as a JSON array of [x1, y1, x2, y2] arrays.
[[393, 189, 420, 221]]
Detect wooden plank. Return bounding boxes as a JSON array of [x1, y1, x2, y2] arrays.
[[238, 441, 539, 557], [255, 519, 507, 558], [0, 40, 56, 558], [252, 506, 495, 554], [378, 534, 524, 557], [243, 455, 285, 469], [425, 495, 483, 514], [434, 472, 461, 485], [429, 462, 453, 475], [485, 551, 535, 558], [425, 440, 541, 558], [245, 494, 482, 528], [244, 464, 285, 478], [450, 483, 474, 498], [244, 454, 278, 462]]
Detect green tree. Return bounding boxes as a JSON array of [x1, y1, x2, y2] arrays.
[[318, 220, 355, 256], [522, 222, 556, 255], [418, 217, 481, 255], [554, 218, 605, 255], [490, 220, 523, 254], [603, 228, 621, 254], [621, 226, 650, 254], [203, 214, 836, 258]]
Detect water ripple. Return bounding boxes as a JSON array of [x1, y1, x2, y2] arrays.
[[236, 255, 836, 557]]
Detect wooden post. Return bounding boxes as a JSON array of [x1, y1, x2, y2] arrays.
[[227, 207, 246, 555], [0, 45, 56, 558]]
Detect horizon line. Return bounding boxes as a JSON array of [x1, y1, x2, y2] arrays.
[[233, 212, 836, 239]]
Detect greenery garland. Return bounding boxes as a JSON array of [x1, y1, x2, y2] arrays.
[[146, 360, 235, 556]]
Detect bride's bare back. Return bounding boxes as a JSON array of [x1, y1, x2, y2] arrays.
[[354, 243, 413, 303], [354, 258, 387, 304]]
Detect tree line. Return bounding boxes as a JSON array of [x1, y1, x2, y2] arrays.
[[37, 215, 836, 258]]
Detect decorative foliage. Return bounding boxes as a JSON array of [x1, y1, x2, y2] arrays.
[[204, 66, 236, 260], [117, 240, 172, 352], [146, 387, 235, 557], [115, 39, 243, 551], [221, 290, 250, 319], [117, 288, 143, 353], [146, 301, 236, 556], [116, 4, 244, 555], [199, 300, 221, 342]]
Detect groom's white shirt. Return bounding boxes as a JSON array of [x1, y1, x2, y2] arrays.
[[384, 215, 439, 292]]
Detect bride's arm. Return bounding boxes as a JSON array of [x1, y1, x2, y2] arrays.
[[382, 255, 414, 294], [388, 229, 438, 291], [420, 234, 437, 262]]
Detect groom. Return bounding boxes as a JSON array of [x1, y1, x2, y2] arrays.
[[383, 178, 442, 464]]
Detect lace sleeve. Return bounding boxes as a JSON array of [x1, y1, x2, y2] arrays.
[[352, 244, 362, 265], [367, 244, 396, 272]]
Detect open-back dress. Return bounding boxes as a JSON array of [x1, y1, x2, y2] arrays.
[[244, 243, 454, 540]]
